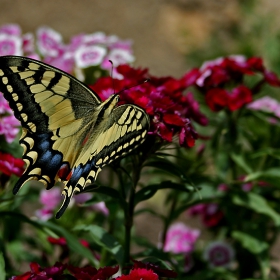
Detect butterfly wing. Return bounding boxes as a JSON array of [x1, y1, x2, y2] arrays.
[[0, 55, 101, 190], [56, 104, 149, 218], [0, 55, 150, 218]]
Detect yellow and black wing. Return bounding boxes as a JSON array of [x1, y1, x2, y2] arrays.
[[0, 55, 150, 218]]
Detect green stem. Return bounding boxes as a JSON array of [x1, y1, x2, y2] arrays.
[[225, 109, 238, 180], [123, 156, 142, 266]]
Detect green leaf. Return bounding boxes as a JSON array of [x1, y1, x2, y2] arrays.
[[0, 252, 5, 280], [230, 153, 253, 174], [232, 231, 268, 254], [0, 212, 97, 265], [251, 148, 280, 160], [83, 185, 127, 210], [245, 168, 280, 185], [144, 158, 189, 181], [232, 192, 280, 226], [38, 221, 97, 265], [134, 181, 193, 206], [74, 224, 124, 264]]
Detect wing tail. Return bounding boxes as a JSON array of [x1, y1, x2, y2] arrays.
[[55, 163, 101, 219]]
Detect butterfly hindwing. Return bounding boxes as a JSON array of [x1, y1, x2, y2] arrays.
[[0, 55, 150, 218], [56, 104, 150, 218]]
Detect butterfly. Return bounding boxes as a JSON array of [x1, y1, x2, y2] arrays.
[[0, 55, 150, 218]]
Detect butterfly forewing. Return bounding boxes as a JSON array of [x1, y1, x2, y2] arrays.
[[0, 55, 150, 218]]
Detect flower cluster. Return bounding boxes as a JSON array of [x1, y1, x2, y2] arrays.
[[91, 65, 208, 147], [0, 24, 134, 78], [11, 260, 177, 280], [187, 55, 280, 112], [0, 90, 24, 181]]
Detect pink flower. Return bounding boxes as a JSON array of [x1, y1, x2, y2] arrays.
[[40, 188, 61, 210], [74, 193, 109, 216], [91, 201, 109, 216], [203, 241, 235, 268], [74, 45, 107, 68], [163, 222, 200, 254], [0, 93, 13, 114], [247, 96, 280, 118], [43, 52, 75, 73], [0, 115, 20, 143], [74, 192, 93, 204], [37, 26, 64, 57], [0, 33, 22, 56], [22, 32, 35, 54], [35, 188, 61, 220], [35, 208, 53, 221], [102, 49, 134, 69], [0, 24, 21, 36]]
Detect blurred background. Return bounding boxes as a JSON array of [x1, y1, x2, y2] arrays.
[[1, 0, 280, 77], [2, 0, 280, 272]]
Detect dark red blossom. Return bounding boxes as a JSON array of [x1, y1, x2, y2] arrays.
[[67, 264, 119, 280], [190, 55, 280, 112], [47, 236, 67, 246], [90, 64, 207, 147], [47, 236, 90, 262], [131, 260, 177, 278], [205, 85, 252, 112], [115, 268, 158, 280], [11, 262, 66, 280], [188, 203, 223, 227], [0, 151, 24, 177]]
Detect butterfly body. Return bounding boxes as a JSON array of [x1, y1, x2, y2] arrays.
[[0, 56, 149, 218]]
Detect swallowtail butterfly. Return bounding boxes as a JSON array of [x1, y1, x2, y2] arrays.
[[0, 56, 150, 218]]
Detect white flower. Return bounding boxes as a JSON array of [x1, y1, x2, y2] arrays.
[[0, 34, 22, 56], [37, 26, 63, 57], [74, 45, 106, 68]]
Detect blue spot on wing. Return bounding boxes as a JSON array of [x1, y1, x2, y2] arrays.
[[14, 132, 65, 193]]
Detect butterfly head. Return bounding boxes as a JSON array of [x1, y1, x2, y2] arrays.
[[101, 94, 120, 116]]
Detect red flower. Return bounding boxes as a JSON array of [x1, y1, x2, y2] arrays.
[[0, 151, 24, 177], [191, 55, 280, 112], [11, 262, 66, 280], [67, 264, 119, 280], [188, 203, 223, 227], [116, 268, 158, 280], [205, 85, 252, 112], [128, 260, 177, 279], [47, 236, 67, 246], [90, 64, 207, 148]]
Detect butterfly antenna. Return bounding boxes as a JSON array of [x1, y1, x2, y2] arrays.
[[109, 60, 116, 94]]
